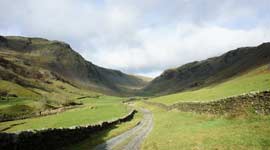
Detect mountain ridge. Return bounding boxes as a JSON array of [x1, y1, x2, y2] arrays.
[[0, 35, 149, 96], [139, 42, 270, 96], [1, 35, 269, 97]]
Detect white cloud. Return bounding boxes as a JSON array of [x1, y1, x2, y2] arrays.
[[90, 24, 270, 77], [0, 0, 270, 77]]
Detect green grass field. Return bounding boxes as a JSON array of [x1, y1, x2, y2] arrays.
[[0, 97, 35, 110], [137, 102, 270, 150], [139, 65, 270, 149], [150, 65, 270, 105], [0, 80, 40, 98], [0, 80, 40, 119], [0, 96, 129, 132], [0, 78, 100, 120]]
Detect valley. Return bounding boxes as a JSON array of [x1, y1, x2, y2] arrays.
[[0, 35, 270, 150]]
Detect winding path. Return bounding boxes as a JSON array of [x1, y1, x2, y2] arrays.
[[94, 108, 153, 150]]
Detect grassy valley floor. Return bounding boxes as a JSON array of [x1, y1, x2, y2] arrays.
[[137, 102, 270, 150], [0, 60, 269, 149], [140, 65, 270, 149], [0, 96, 129, 132]]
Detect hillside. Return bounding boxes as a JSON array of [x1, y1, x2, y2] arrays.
[[140, 42, 270, 96], [0, 36, 148, 95], [149, 64, 270, 105]]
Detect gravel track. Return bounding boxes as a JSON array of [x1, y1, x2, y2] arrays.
[[94, 108, 153, 150]]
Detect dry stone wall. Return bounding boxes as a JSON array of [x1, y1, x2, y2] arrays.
[[144, 91, 270, 115], [0, 110, 136, 150]]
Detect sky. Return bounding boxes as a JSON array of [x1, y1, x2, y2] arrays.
[[0, 0, 270, 77]]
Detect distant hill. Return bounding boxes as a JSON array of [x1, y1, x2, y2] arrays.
[[0, 36, 148, 96], [140, 42, 270, 96], [132, 75, 153, 82]]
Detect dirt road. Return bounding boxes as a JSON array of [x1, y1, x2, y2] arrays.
[[94, 108, 153, 150]]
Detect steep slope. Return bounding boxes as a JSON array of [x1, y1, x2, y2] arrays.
[[141, 42, 270, 96], [0, 36, 148, 95], [149, 64, 270, 104]]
